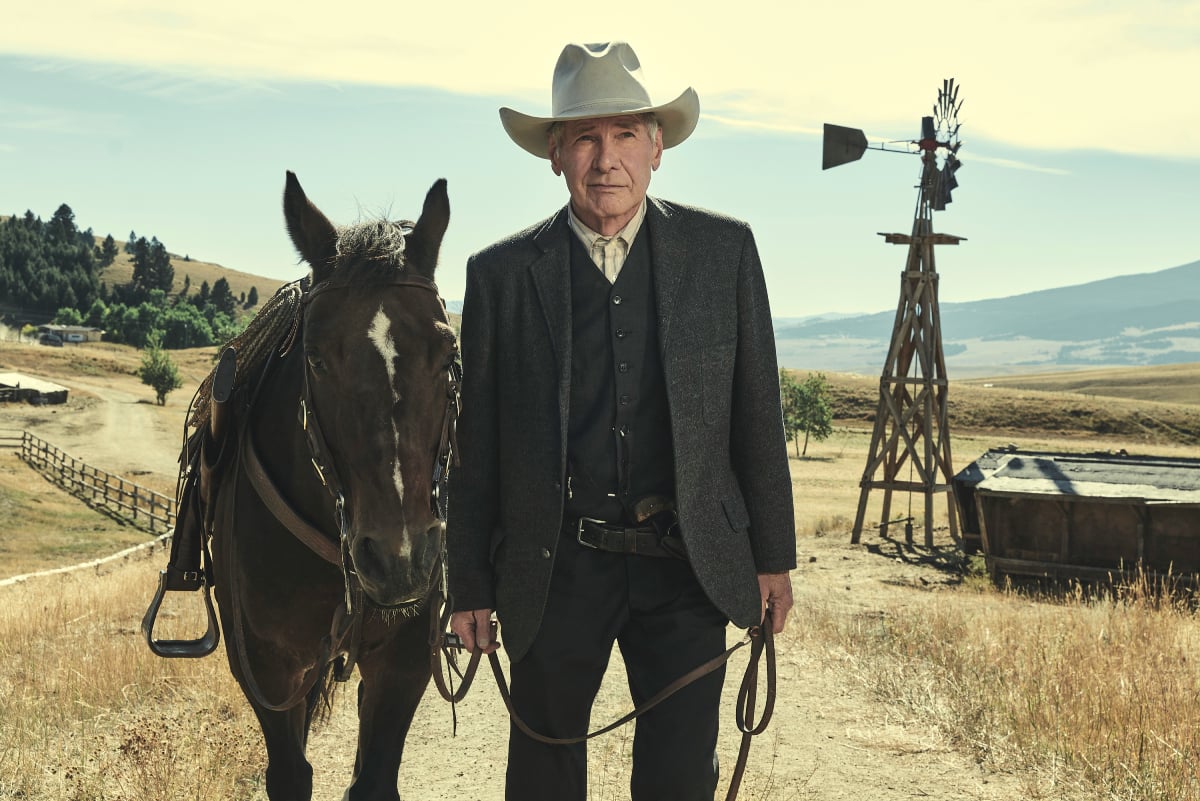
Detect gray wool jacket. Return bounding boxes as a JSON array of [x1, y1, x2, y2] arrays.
[[446, 196, 797, 662]]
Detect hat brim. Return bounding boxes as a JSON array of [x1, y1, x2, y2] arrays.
[[499, 87, 700, 159]]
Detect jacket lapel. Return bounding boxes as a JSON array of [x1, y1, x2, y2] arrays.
[[646, 197, 691, 352], [528, 208, 572, 383]]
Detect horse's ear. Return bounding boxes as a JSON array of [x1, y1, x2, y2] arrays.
[[283, 171, 338, 283], [405, 179, 449, 279]]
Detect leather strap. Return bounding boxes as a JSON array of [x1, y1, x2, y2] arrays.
[[241, 428, 341, 567]]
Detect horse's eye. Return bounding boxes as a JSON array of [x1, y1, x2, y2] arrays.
[[305, 350, 326, 372]]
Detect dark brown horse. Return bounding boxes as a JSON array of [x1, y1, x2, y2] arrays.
[[198, 173, 454, 800]]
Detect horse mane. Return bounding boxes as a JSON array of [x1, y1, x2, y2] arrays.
[[330, 219, 416, 278]]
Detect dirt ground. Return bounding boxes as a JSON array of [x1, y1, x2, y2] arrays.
[[1, 339, 1085, 800]]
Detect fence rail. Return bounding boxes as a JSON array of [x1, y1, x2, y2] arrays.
[[14, 432, 177, 534], [0, 428, 23, 450]]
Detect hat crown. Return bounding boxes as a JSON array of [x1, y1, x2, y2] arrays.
[[551, 41, 653, 117]]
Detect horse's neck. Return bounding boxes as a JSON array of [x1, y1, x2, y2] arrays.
[[247, 349, 335, 524]]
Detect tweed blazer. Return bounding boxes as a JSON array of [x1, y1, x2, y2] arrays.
[[446, 196, 797, 662]]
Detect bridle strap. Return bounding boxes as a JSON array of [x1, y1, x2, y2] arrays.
[[241, 428, 342, 567]]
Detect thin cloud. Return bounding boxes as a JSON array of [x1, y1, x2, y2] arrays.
[[702, 114, 823, 138], [969, 153, 1070, 176]]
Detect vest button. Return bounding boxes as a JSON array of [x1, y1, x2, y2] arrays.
[[618, 361, 629, 373], [541, 547, 552, 559], [615, 328, 627, 339], [612, 295, 623, 305], [619, 394, 631, 406]]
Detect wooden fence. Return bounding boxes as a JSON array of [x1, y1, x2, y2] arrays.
[[11, 431, 177, 535], [0, 428, 23, 450]]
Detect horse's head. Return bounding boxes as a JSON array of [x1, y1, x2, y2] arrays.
[[283, 172, 455, 610]]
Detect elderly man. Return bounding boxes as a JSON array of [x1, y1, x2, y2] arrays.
[[447, 41, 796, 801]]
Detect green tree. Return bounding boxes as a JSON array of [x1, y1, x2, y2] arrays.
[[246, 285, 259, 308], [51, 306, 84, 325], [138, 332, 182, 405], [209, 277, 237, 316], [130, 236, 174, 297], [780, 370, 834, 457], [98, 234, 119, 266], [160, 303, 214, 348]]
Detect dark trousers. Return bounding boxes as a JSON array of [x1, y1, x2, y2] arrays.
[[505, 527, 728, 801]]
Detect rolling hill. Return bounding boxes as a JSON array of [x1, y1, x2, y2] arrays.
[[775, 259, 1200, 375]]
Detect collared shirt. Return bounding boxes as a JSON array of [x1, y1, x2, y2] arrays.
[[566, 200, 647, 284]]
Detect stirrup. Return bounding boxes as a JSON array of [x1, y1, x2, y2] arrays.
[[141, 567, 221, 658]]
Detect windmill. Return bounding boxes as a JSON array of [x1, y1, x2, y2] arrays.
[[823, 79, 964, 548]]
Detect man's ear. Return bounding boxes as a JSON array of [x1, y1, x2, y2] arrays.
[[548, 135, 563, 176]]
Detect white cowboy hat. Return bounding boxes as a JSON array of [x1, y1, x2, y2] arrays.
[[500, 41, 700, 159]]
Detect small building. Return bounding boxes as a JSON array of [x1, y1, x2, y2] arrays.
[[0, 372, 69, 404], [36, 324, 105, 343], [954, 448, 1200, 584]]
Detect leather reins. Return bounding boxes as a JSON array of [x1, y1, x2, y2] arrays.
[[232, 271, 461, 712], [429, 593, 777, 801]]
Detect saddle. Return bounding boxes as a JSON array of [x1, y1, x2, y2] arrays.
[[143, 278, 308, 658]]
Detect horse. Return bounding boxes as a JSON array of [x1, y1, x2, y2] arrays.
[[190, 172, 455, 800]]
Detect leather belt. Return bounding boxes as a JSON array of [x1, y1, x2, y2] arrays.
[[570, 517, 684, 559]]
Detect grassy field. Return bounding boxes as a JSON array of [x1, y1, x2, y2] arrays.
[[961, 362, 1200, 406], [802, 368, 1200, 446]]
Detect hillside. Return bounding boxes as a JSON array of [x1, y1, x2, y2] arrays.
[[776, 259, 1200, 373], [786, 366, 1200, 446], [94, 236, 286, 312]]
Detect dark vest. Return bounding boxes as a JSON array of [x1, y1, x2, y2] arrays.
[[564, 225, 675, 523]]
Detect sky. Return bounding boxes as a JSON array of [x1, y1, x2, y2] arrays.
[[1, 0, 1197, 318]]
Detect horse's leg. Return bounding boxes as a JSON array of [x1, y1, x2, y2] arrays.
[[253, 701, 316, 801], [342, 612, 433, 801]]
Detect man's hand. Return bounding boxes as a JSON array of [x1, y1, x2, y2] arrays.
[[757, 572, 793, 634], [450, 608, 500, 654]]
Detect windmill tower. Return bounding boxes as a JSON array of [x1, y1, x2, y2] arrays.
[[823, 80, 965, 548]]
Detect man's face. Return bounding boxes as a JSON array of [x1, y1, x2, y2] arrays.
[[549, 115, 663, 237]]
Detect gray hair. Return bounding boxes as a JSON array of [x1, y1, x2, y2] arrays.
[[548, 112, 660, 155]]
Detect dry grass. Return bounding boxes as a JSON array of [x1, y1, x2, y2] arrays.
[[804, 579, 1200, 800], [0, 453, 150, 577], [805, 370, 1200, 446], [0, 560, 265, 800], [963, 362, 1200, 406], [785, 426, 1200, 801]]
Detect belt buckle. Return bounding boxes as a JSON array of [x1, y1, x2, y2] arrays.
[[576, 517, 606, 549]]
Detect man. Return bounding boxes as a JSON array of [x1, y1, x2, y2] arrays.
[[447, 41, 796, 801]]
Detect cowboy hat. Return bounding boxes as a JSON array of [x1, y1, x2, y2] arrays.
[[500, 41, 700, 159]]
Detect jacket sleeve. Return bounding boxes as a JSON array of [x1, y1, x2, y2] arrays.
[[445, 254, 500, 611], [730, 227, 798, 574]]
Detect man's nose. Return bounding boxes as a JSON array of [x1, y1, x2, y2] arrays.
[[594, 138, 618, 169]]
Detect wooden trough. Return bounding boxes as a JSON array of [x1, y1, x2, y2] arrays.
[[953, 449, 1200, 584]]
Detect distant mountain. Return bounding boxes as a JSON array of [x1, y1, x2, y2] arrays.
[[774, 260, 1200, 375]]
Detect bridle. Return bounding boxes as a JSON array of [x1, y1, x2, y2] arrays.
[[298, 271, 462, 614], [231, 270, 461, 712]]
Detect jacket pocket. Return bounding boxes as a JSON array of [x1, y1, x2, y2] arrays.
[[721, 496, 751, 532]]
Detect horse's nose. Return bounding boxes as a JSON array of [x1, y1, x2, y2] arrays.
[[351, 524, 442, 607]]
